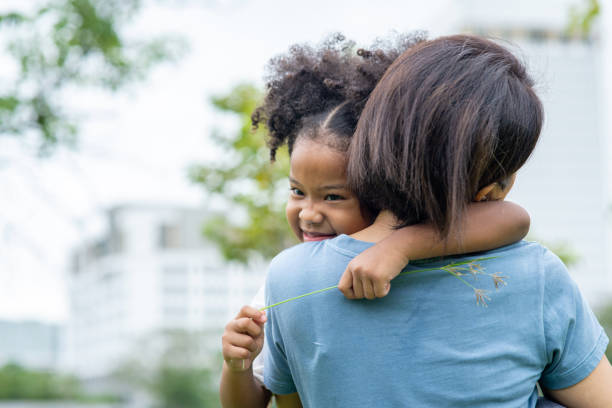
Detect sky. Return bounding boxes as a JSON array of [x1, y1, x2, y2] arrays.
[[0, 0, 461, 323]]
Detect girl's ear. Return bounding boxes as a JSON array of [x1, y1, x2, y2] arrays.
[[474, 183, 496, 202]]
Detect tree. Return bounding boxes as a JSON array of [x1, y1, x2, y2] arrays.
[[190, 84, 296, 263], [567, 0, 600, 37], [595, 303, 612, 360], [0, 0, 184, 155], [0, 363, 115, 401], [115, 330, 220, 408], [151, 364, 218, 408]]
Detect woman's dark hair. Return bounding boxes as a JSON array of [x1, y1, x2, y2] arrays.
[[251, 32, 425, 161], [348, 35, 543, 238]]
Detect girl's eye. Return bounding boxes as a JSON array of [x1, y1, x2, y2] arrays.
[[325, 194, 344, 201], [290, 187, 304, 197]]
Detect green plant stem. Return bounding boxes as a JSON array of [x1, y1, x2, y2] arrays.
[[260, 257, 496, 311], [260, 285, 340, 311], [443, 269, 477, 291]]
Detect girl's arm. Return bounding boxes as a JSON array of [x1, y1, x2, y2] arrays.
[[220, 364, 271, 408], [220, 306, 271, 408], [338, 201, 530, 299]]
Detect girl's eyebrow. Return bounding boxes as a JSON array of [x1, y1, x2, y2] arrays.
[[289, 177, 346, 190], [320, 184, 347, 190]]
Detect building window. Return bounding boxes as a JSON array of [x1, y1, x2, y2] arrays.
[[158, 223, 182, 249], [163, 285, 187, 296], [163, 265, 187, 277], [163, 306, 187, 319]]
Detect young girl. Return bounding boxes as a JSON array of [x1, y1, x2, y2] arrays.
[[262, 35, 612, 407], [220, 34, 532, 408]]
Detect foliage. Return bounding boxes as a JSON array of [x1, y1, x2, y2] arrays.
[[567, 0, 600, 37], [0, 0, 185, 155], [0, 363, 114, 401], [151, 364, 218, 408], [190, 84, 296, 263], [115, 330, 220, 408], [596, 303, 612, 361]]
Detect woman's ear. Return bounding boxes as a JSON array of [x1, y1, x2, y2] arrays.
[[474, 174, 517, 202], [474, 183, 496, 202]]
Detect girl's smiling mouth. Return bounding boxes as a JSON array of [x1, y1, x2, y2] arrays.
[[302, 231, 337, 242]]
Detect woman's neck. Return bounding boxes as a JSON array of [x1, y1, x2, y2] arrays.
[[350, 210, 398, 243]]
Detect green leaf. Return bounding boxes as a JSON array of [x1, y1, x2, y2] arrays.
[[0, 0, 185, 154], [0, 12, 27, 26], [0, 96, 19, 112], [191, 84, 295, 263], [566, 0, 600, 37]]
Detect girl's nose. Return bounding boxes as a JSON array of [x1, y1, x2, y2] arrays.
[[299, 206, 324, 225]]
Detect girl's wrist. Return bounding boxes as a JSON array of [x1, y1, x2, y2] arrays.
[[386, 223, 441, 261], [224, 359, 255, 375], [383, 229, 414, 265]]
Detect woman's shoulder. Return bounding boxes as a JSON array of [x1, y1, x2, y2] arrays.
[[266, 241, 326, 282], [485, 240, 575, 293], [444, 240, 569, 293], [482, 239, 563, 267], [267, 235, 373, 287], [269, 234, 373, 268], [270, 240, 324, 264], [502, 240, 568, 271]]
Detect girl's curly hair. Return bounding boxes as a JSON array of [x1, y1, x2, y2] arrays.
[[252, 32, 426, 161]]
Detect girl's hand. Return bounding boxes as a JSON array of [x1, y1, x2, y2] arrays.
[[338, 242, 409, 299], [222, 306, 267, 372]]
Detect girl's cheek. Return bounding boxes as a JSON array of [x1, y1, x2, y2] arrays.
[[285, 203, 302, 241]]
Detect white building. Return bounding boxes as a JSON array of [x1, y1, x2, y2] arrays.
[[0, 320, 63, 371], [66, 204, 265, 381], [453, 0, 612, 305]]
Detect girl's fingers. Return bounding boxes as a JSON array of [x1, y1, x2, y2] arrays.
[[338, 269, 355, 298], [352, 275, 364, 299], [236, 305, 265, 321], [223, 343, 251, 360], [221, 305, 267, 372], [223, 329, 260, 352], [231, 317, 263, 338], [227, 332, 260, 352], [253, 310, 267, 324], [362, 279, 375, 300], [373, 281, 391, 298]]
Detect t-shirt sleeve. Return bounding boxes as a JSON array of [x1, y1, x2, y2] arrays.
[[539, 249, 609, 390], [263, 262, 297, 395]]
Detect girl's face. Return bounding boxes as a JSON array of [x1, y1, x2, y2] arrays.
[[286, 138, 371, 242]]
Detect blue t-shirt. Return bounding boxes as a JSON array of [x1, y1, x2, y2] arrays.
[[264, 235, 608, 407]]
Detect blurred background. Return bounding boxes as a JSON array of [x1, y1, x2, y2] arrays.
[[0, 0, 610, 407]]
